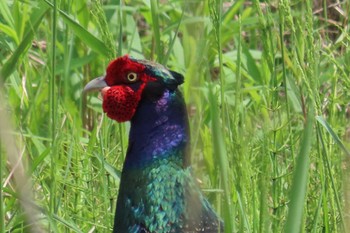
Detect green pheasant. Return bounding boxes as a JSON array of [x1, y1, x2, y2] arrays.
[[84, 55, 223, 233]]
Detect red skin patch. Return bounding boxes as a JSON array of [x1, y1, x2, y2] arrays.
[[105, 55, 146, 85], [101, 55, 155, 122]]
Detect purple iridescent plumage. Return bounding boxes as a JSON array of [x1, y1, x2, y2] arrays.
[[125, 89, 188, 168]]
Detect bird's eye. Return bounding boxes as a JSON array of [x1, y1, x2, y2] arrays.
[[126, 72, 138, 82]]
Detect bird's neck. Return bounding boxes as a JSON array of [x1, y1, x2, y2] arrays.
[[124, 89, 189, 168]]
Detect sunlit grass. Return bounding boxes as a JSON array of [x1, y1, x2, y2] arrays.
[[1, 0, 349, 232]]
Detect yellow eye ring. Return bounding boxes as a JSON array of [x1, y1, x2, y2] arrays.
[[126, 72, 138, 82]]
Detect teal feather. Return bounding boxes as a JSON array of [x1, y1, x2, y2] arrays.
[[115, 155, 223, 233]]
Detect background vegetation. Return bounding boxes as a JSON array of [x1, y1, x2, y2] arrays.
[[1, 0, 349, 232]]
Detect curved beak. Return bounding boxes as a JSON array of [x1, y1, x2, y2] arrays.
[[83, 76, 108, 93]]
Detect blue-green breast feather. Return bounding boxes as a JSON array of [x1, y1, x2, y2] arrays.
[[115, 155, 222, 233]]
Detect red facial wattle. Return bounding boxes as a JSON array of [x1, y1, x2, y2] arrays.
[[102, 84, 145, 122], [84, 55, 157, 122]]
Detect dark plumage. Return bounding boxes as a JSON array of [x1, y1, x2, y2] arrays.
[[84, 55, 223, 233]]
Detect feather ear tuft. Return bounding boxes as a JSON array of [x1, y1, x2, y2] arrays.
[[169, 70, 184, 85], [164, 70, 184, 91]]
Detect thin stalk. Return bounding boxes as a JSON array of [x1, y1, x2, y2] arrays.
[[49, 0, 58, 230], [117, 0, 123, 56], [271, 31, 279, 233], [278, 3, 294, 160], [0, 142, 4, 233], [234, 15, 241, 135], [316, 122, 346, 230], [235, 15, 249, 233], [150, 0, 161, 60], [117, 0, 125, 157], [217, 16, 224, 116], [209, 85, 232, 233], [162, 10, 184, 65], [209, 0, 233, 232]]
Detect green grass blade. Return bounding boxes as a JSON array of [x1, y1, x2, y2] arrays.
[[56, 53, 96, 75], [49, 0, 58, 230], [284, 107, 314, 233], [1, 3, 49, 80], [0, 22, 19, 44], [162, 10, 184, 65], [316, 118, 346, 231], [150, 0, 161, 60], [208, 83, 233, 233], [316, 116, 350, 156], [0, 0, 14, 27], [51, 214, 84, 233], [93, 151, 121, 181], [42, 0, 109, 58]]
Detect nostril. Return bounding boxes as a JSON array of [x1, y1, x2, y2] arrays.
[[101, 87, 111, 97]]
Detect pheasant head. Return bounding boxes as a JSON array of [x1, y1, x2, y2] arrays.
[[84, 55, 184, 122]]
